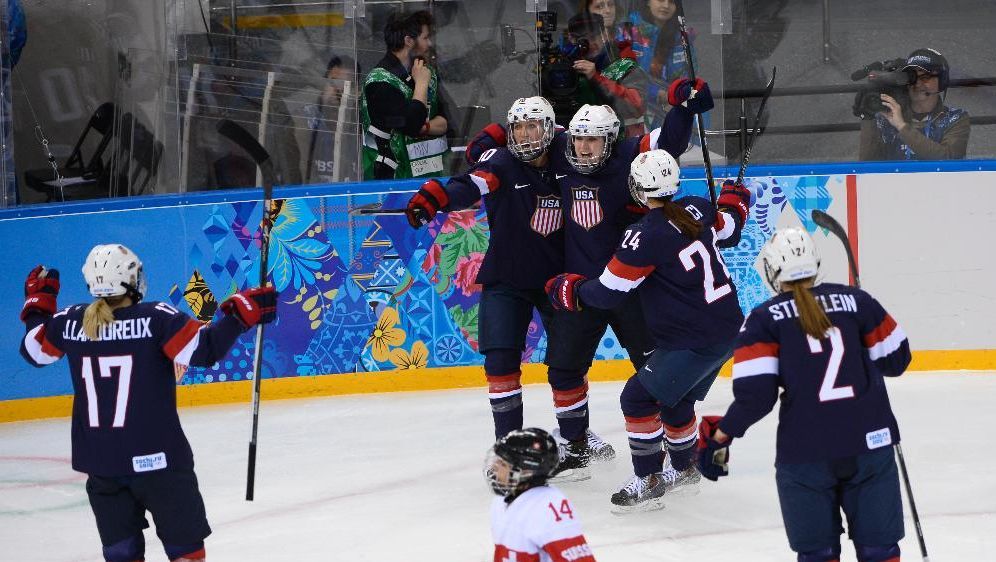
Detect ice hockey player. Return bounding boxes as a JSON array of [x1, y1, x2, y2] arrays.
[[546, 149, 751, 512], [469, 78, 715, 483], [19, 244, 277, 562], [698, 227, 911, 562], [404, 97, 612, 462], [487, 428, 597, 562]]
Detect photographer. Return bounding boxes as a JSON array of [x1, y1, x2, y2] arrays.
[[858, 48, 970, 161], [361, 10, 449, 180], [545, 12, 646, 136]]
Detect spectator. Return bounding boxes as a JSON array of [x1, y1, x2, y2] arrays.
[[859, 48, 970, 161], [304, 55, 361, 183], [558, 12, 647, 136], [620, 0, 696, 129], [360, 10, 449, 180]]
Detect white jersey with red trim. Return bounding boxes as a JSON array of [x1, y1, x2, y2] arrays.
[[491, 485, 596, 562], [20, 301, 245, 476]]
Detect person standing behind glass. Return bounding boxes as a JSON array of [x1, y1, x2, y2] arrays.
[[305, 55, 360, 184], [859, 48, 969, 161], [618, 0, 693, 129], [360, 10, 449, 180]]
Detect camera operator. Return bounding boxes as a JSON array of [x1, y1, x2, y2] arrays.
[[858, 48, 970, 161], [547, 12, 647, 136], [361, 10, 449, 180]]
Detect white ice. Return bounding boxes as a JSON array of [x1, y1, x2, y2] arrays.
[[2, 372, 994, 561]]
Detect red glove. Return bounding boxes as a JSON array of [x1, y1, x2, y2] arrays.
[[696, 415, 731, 482], [717, 179, 752, 224], [221, 286, 277, 330], [21, 265, 60, 321], [405, 179, 449, 228], [666, 78, 714, 114], [465, 123, 507, 165], [545, 273, 587, 312]]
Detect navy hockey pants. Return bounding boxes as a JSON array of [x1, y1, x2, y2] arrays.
[[776, 447, 905, 555]]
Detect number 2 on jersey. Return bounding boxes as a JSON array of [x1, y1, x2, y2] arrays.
[[547, 499, 574, 522], [807, 327, 854, 402], [81, 355, 134, 427], [678, 239, 732, 303]]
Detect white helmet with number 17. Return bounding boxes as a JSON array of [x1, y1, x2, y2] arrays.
[[506, 97, 556, 162], [628, 150, 680, 205], [566, 104, 620, 174], [761, 228, 820, 292], [82, 244, 147, 301]]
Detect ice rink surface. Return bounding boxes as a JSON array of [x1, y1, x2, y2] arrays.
[[2, 372, 994, 561]]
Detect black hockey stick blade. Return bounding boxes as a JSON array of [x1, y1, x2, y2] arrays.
[[811, 209, 860, 288], [735, 67, 777, 186]]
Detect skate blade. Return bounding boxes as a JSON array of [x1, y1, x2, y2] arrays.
[[610, 495, 667, 515], [549, 466, 592, 483]]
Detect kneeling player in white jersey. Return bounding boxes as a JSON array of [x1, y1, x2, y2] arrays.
[[486, 428, 596, 562]]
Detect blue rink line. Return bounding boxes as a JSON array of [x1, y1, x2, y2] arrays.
[[2, 159, 994, 220]]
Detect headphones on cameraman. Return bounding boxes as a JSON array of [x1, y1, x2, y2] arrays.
[[905, 48, 949, 91]]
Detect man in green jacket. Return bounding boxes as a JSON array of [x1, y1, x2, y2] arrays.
[[361, 10, 450, 180]]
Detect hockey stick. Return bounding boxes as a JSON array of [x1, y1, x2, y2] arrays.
[[734, 67, 777, 186], [811, 209, 930, 561], [216, 119, 277, 502], [347, 202, 481, 217], [675, 0, 716, 205]]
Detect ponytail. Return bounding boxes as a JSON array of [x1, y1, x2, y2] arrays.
[[784, 279, 832, 339], [82, 296, 128, 341], [659, 198, 701, 239]]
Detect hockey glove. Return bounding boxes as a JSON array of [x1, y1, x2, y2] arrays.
[[221, 286, 277, 330], [465, 123, 507, 165], [405, 179, 449, 229], [21, 265, 60, 321], [696, 415, 731, 481], [717, 179, 752, 224], [666, 78, 714, 115], [545, 273, 587, 312]]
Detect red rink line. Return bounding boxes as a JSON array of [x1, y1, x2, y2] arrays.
[[0, 455, 84, 490]]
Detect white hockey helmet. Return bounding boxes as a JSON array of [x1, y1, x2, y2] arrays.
[[506, 96, 556, 162], [566, 104, 620, 174], [761, 227, 820, 292], [628, 149, 680, 205], [82, 244, 147, 301]]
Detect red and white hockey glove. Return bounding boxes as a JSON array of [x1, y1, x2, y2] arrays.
[[717, 179, 752, 224], [465, 123, 507, 165], [405, 179, 449, 228], [696, 415, 731, 482], [666, 77, 714, 115], [221, 286, 277, 330], [21, 265, 60, 321], [545, 273, 587, 312]]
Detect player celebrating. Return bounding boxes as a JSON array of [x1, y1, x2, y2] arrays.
[[19, 244, 276, 562], [546, 150, 751, 512], [405, 97, 611, 460], [486, 428, 597, 562], [697, 228, 911, 562], [468, 78, 713, 481]]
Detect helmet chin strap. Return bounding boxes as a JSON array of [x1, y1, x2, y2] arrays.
[[120, 282, 143, 303]]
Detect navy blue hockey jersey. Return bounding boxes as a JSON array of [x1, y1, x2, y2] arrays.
[[21, 302, 245, 476], [719, 283, 912, 464], [578, 196, 744, 349], [441, 147, 564, 290], [551, 107, 694, 278]]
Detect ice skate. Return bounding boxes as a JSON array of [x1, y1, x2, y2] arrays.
[[553, 428, 616, 463], [548, 438, 592, 482], [609, 472, 668, 514]]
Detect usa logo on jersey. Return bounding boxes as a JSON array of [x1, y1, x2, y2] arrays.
[[531, 194, 564, 236], [570, 186, 603, 230]]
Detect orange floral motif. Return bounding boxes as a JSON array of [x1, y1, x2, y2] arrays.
[[389, 340, 428, 370], [366, 307, 407, 362]]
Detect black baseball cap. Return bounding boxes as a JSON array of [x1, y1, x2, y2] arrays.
[[902, 48, 945, 76], [567, 12, 605, 38]]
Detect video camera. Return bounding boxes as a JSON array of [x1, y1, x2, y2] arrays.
[[852, 58, 916, 119], [537, 11, 589, 123]]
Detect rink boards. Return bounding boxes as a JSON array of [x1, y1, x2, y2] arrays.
[[2, 162, 994, 421]]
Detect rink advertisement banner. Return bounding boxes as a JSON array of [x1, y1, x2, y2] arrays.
[[1, 170, 993, 411]]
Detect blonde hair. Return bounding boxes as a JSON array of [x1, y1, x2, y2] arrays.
[[784, 279, 832, 339], [82, 296, 128, 341]]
